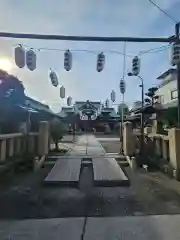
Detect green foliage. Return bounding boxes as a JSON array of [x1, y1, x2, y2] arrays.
[[145, 87, 158, 105], [50, 118, 65, 150]]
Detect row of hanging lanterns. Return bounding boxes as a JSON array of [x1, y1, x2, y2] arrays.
[[14, 45, 107, 72], [49, 69, 72, 106], [15, 45, 73, 107]]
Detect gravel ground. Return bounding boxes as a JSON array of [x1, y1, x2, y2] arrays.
[[1, 135, 180, 220]]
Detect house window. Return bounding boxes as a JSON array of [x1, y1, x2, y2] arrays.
[[171, 89, 178, 100], [158, 95, 164, 104]]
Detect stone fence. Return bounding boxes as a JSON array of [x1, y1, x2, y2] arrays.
[[123, 121, 180, 177], [0, 121, 49, 172]]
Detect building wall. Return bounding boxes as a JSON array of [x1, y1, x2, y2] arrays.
[[155, 75, 177, 105]]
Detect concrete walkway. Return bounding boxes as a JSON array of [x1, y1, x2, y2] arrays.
[[0, 215, 180, 239]]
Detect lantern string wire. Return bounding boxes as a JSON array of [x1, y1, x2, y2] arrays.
[[14, 43, 170, 57]]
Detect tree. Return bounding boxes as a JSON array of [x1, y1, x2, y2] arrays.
[[0, 70, 25, 105], [144, 87, 159, 105], [50, 118, 65, 151]]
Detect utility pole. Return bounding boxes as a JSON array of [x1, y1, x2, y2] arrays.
[[139, 77, 144, 160], [175, 23, 180, 127], [127, 73, 144, 159]]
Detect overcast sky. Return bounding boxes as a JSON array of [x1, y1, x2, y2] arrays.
[[0, 0, 179, 112]]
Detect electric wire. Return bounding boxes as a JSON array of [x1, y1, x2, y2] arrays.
[[15, 43, 170, 58], [148, 0, 178, 23]]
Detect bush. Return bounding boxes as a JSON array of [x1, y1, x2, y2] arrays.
[[50, 118, 65, 150]]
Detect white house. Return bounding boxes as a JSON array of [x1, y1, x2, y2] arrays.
[[155, 68, 177, 108]]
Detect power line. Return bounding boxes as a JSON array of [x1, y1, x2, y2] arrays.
[[20, 44, 134, 57], [148, 0, 178, 23], [139, 44, 170, 55], [17, 43, 170, 58]]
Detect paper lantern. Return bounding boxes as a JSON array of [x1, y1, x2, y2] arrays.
[[111, 90, 116, 102], [67, 96, 72, 106], [60, 86, 65, 98], [97, 52, 105, 72], [64, 49, 72, 71], [49, 70, 59, 87], [105, 98, 109, 108], [14, 45, 25, 68], [26, 49, 36, 71], [119, 79, 126, 94]]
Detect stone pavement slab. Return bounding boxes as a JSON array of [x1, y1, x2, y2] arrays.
[[0, 218, 84, 240], [96, 137, 120, 141], [84, 215, 180, 240], [44, 157, 81, 186], [85, 135, 128, 186], [45, 135, 89, 185], [92, 157, 129, 186]]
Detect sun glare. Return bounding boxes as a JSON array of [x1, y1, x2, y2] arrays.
[[0, 58, 13, 72]]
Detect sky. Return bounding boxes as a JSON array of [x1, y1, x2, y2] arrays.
[[0, 0, 179, 112]]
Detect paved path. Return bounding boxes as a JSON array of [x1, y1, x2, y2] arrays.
[[0, 215, 180, 239], [45, 134, 128, 186]]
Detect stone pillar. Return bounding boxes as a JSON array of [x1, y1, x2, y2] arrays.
[[8, 138, 14, 157], [38, 121, 49, 156], [123, 121, 135, 156], [28, 135, 35, 153], [144, 126, 152, 135], [162, 139, 169, 161], [19, 122, 28, 134], [168, 128, 180, 172], [0, 140, 6, 162], [16, 138, 21, 154]]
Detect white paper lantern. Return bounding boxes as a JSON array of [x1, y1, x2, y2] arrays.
[[119, 79, 126, 94], [60, 86, 65, 99], [67, 96, 72, 106], [49, 70, 59, 87], [14, 45, 25, 68], [105, 98, 109, 108], [111, 90, 116, 102], [97, 52, 105, 72], [171, 43, 180, 66], [26, 49, 36, 71], [64, 49, 72, 71]]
